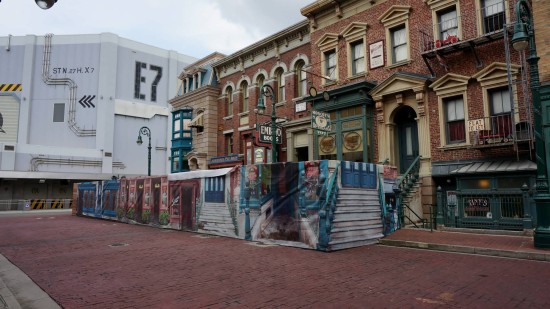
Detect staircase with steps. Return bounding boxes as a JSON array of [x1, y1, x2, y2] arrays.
[[328, 187, 384, 250], [197, 202, 237, 237]]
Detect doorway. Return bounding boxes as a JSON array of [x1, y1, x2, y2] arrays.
[[394, 106, 419, 173]]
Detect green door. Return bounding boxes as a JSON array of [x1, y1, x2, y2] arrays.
[[399, 121, 418, 172]]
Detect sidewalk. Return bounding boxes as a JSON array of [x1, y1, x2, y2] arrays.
[[0, 254, 60, 309], [379, 228, 550, 262]]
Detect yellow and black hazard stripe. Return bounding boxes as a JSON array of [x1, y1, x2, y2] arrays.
[[30, 199, 46, 209], [0, 84, 22, 92], [51, 199, 63, 209]]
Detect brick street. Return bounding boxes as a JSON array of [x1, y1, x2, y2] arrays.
[[0, 213, 549, 308]]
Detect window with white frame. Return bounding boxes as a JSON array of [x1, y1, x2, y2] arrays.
[[444, 96, 465, 144], [325, 49, 337, 80], [275, 68, 285, 103], [482, 0, 505, 33], [438, 7, 458, 40], [391, 26, 407, 63], [225, 134, 233, 155], [226, 86, 233, 116], [257, 75, 265, 103], [241, 81, 249, 113], [351, 40, 365, 75], [295, 61, 307, 97]]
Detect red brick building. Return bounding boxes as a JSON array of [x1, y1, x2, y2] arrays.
[[300, 0, 537, 230], [211, 21, 311, 167]]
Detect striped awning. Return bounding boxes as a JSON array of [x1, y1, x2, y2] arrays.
[[450, 160, 536, 175]]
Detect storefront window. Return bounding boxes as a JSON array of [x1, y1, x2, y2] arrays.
[[497, 177, 530, 189], [461, 178, 491, 189]]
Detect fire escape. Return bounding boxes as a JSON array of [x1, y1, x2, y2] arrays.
[[418, 0, 533, 160]]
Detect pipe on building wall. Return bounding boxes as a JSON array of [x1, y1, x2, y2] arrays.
[[30, 157, 125, 172], [42, 34, 96, 137]]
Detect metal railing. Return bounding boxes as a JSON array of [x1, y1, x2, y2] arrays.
[[418, 0, 513, 53], [468, 113, 532, 147], [0, 199, 72, 211], [317, 162, 340, 251]]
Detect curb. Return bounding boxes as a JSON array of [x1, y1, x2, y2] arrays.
[[378, 239, 550, 262], [0, 254, 60, 309]]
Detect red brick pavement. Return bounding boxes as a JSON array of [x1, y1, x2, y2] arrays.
[[1, 213, 550, 308]]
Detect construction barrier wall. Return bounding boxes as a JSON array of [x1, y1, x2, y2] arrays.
[[75, 161, 395, 251]]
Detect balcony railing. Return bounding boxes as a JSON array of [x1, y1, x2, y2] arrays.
[[419, 0, 513, 54], [467, 113, 532, 147]]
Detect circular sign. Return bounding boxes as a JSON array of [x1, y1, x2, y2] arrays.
[[323, 91, 330, 101], [320, 136, 336, 153], [343, 132, 361, 151], [309, 86, 318, 97]]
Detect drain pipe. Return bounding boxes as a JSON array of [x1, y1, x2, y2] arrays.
[[42, 34, 96, 136]]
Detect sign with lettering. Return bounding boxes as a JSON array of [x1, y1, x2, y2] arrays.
[[369, 41, 384, 69], [209, 154, 241, 165], [258, 122, 283, 144], [312, 110, 331, 132], [468, 119, 485, 132]]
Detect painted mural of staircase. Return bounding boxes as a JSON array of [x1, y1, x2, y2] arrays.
[[328, 187, 384, 250], [197, 202, 237, 237]]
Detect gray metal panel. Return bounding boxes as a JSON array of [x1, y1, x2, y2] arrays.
[[29, 41, 101, 148], [0, 45, 25, 84], [450, 160, 536, 175]]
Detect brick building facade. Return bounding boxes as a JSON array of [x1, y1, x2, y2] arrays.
[[211, 21, 311, 167], [301, 0, 537, 230]]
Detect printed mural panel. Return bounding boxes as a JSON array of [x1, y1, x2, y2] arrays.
[[74, 160, 389, 251]]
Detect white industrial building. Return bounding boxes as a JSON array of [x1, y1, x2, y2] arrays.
[[0, 33, 196, 206]]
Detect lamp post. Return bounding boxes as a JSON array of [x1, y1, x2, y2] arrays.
[[136, 126, 152, 176], [35, 0, 57, 9], [512, 0, 550, 248], [257, 84, 278, 163]]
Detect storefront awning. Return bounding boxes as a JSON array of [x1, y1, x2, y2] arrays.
[[168, 167, 233, 181], [450, 160, 536, 175]]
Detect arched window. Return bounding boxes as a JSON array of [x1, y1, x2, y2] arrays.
[[257, 74, 265, 103], [241, 81, 249, 113], [275, 68, 285, 103], [295, 61, 307, 98], [226, 86, 233, 116]]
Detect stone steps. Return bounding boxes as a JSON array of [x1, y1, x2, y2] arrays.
[[198, 202, 236, 237], [327, 187, 384, 251]]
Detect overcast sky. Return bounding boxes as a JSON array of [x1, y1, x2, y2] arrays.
[[0, 0, 313, 59]]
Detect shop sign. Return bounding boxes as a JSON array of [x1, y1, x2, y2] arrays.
[[254, 148, 264, 164], [312, 110, 331, 131], [258, 122, 283, 144]]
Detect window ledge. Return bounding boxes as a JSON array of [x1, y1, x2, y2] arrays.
[[386, 60, 412, 70], [275, 101, 286, 108], [348, 73, 367, 81], [437, 143, 468, 151], [238, 111, 250, 117], [223, 115, 233, 120]]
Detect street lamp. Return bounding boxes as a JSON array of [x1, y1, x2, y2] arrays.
[[257, 84, 278, 163], [512, 0, 550, 248], [35, 0, 57, 9], [136, 126, 152, 176], [0, 0, 57, 9]]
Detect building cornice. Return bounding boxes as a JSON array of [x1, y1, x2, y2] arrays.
[[212, 20, 309, 70]]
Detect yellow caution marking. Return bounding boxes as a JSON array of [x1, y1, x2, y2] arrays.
[[0, 84, 22, 92]]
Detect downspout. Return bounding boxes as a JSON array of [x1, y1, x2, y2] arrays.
[[42, 34, 96, 136]]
